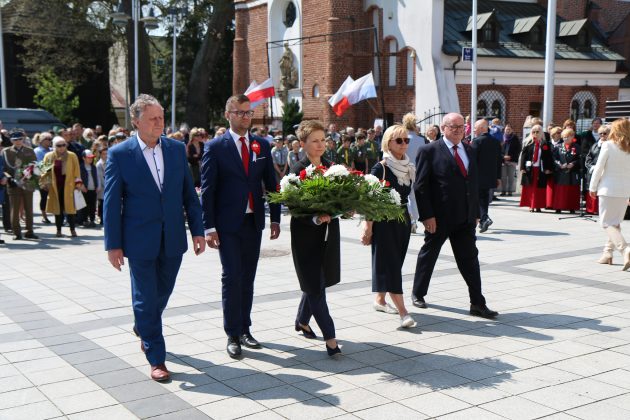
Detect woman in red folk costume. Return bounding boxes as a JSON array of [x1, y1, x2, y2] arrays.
[[551, 128, 581, 213], [519, 125, 554, 212]]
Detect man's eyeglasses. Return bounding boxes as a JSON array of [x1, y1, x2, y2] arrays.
[[394, 137, 410, 145], [55, 144, 67, 148], [445, 124, 465, 131], [228, 110, 254, 118]]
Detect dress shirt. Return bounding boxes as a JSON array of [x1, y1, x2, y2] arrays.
[[137, 134, 164, 192], [85, 163, 96, 190], [229, 128, 253, 214], [442, 137, 470, 171]]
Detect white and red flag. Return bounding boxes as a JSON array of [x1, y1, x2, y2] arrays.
[[244, 78, 275, 108], [328, 72, 377, 116]]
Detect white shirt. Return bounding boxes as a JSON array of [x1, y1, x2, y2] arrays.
[[442, 137, 469, 171], [229, 128, 253, 214], [137, 134, 164, 192], [85, 163, 95, 190]]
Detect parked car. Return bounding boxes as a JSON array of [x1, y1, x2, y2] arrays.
[[0, 108, 65, 137]]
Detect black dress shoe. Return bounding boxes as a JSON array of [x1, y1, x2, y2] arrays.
[[13, 235, 23, 240], [227, 336, 242, 358], [295, 322, 317, 339], [326, 344, 342, 357], [0, 239, 4, 244], [412, 296, 427, 309], [470, 304, 499, 319], [240, 333, 262, 349], [24, 232, 39, 239]]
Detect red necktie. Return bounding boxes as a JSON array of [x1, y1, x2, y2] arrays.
[[453, 145, 468, 177], [239, 137, 254, 211], [533, 141, 540, 163]]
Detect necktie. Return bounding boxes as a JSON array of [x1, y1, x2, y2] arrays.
[[239, 137, 254, 211], [453, 145, 468, 177], [533, 141, 540, 163]]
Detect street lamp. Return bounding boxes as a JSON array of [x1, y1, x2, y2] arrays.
[[111, 0, 158, 103], [0, 2, 7, 108], [165, 6, 187, 132]]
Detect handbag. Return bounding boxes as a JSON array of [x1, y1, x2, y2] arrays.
[[74, 189, 87, 211]]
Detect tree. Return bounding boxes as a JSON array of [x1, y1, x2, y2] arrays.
[[282, 100, 303, 136], [33, 70, 80, 124], [183, 0, 234, 128]]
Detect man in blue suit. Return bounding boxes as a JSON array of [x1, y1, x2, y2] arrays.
[[411, 113, 498, 319], [104, 94, 205, 381], [201, 94, 281, 359]]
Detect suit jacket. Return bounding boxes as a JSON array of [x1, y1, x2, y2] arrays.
[[589, 141, 630, 197], [414, 139, 480, 228], [471, 132, 502, 189], [2, 145, 37, 191], [200, 132, 280, 233], [289, 157, 340, 295], [0, 154, 5, 203], [585, 141, 603, 186], [520, 140, 554, 188], [580, 130, 596, 157], [552, 144, 581, 186], [502, 133, 522, 164], [103, 136, 203, 259]]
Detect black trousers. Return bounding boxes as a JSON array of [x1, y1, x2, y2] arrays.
[[296, 289, 335, 340], [2, 191, 10, 231], [78, 190, 97, 223], [412, 222, 486, 306], [479, 188, 492, 222], [40, 189, 48, 213], [55, 185, 75, 230], [97, 199, 104, 224]]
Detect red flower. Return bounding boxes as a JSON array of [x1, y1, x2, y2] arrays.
[[571, 138, 577, 143], [385, 181, 391, 187], [299, 169, 307, 180], [542, 145, 549, 151], [251, 141, 261, 155], [276, 184, 281, 192]]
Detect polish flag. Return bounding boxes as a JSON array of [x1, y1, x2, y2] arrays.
[[328, 73, 377, 116], [244, 78, 275, 108]]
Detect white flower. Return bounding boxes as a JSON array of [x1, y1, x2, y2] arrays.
[[33, 166, 41, 176], [323, 164, 349, 178], [280, 173, 300, 192], [389, 189, 402, 206], [305, 164, 316, 177], [363, 174, 381, 186]]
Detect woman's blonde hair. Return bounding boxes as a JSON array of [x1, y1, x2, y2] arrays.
[[381, 124, 407, 153], [597, 124, 611, 135], [609, 119, 630, 153], [402, 113, 417, 131], [561, 128, 575, 139], [550, 126, 563, 137], [296, 120, 325, 142]]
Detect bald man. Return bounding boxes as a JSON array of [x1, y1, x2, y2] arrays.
[[472, 119, 502, 233]]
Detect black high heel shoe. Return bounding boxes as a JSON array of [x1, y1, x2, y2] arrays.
[[295, 323, 317, 339], [326, 343, 341, 357]]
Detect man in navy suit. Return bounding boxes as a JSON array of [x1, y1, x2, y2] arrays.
[[471, 119, 502, 233], [201, 94, 281, 359], [104, 94, 205, 381], [411, 113, 498, 319]]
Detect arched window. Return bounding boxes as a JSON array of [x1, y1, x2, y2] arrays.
[[570, 100, 579, 121], [531, 25, 543, 46], [312, 84, 319, 98], [388, 39, 397, 86], [284, 2, 296, 27], [483, 23, 495, 42], [406, 49, 414, 86], [477, 100, 487, 118], [583, 100, 593, 119], [491, 100, 502, 120]]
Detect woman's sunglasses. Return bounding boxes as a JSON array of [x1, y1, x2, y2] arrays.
[[394, 137, 410, 145]]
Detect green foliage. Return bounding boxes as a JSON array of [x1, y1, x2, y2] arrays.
[[33, 70, 80, 124], [267, 167, 404, 222], [282, 100, 304, 135]]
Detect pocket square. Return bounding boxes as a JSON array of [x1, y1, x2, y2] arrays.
[[255, 156, 267, 161]]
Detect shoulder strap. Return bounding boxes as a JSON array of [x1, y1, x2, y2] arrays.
[[380, 160, 386, 181]]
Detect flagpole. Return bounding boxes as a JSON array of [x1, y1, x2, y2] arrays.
[[265, 41, 274, 124], [373, 27, 386, 128], [543, 0, 557, 128], [471, 0, 478, 122]]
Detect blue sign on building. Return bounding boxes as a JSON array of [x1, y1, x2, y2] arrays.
[[462, 47, 473, 62]]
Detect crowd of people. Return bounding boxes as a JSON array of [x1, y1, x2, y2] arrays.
[[1, 97, 629, 383]]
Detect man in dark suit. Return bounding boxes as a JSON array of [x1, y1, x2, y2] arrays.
[[104, 94, 205, 382], [472, 119, 502, 233], [411, 113, 498, 319], [201, 94, 281, 359]]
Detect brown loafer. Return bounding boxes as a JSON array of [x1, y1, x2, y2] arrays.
[[150, 363, 170, 382]]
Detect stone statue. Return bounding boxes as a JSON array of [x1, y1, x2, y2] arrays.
[[279, 43, 298, 92]]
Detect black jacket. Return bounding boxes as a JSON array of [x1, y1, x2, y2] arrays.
[[520, 140, 554, 188], [289, 157, 340, 295], [552, 144, 581, 186], [502, 133, 522, 164], [414, 139, 480, 227], [471, 132, 502, 190]]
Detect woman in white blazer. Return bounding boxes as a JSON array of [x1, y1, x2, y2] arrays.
[[589, 119, 630, 270]]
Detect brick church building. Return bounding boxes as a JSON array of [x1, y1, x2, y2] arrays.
[[233, 0, 630, 131]]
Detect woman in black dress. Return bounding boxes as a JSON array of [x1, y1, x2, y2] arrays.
[[361, 124, 416, 328], [291, 120, 341, 357], [519, 125, 554, 212], [550, 128, 581, 213], [187, 128, 203, 187]]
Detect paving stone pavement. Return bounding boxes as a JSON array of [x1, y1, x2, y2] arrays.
[[2, 195, 630, 419]]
